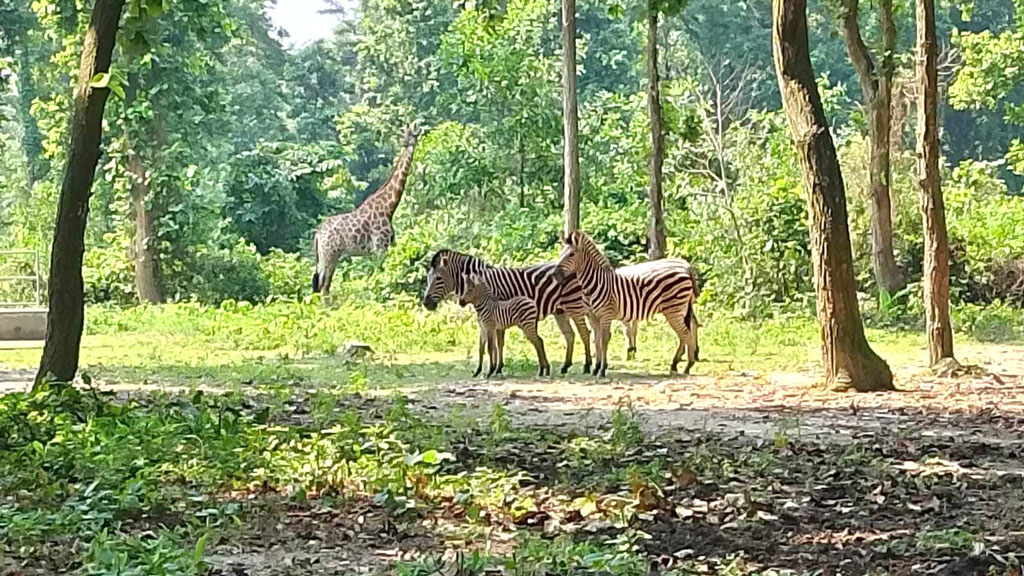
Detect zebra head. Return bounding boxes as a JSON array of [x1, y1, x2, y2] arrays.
[[422, 251, 455, 310], [553, 230, 590, 285], [459, 272, 489, 308]]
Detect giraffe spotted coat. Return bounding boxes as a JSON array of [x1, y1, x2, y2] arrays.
[[312, 124, 420, 296]]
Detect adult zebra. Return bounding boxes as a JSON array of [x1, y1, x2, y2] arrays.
[[552, 231, 698, 377], [422, 250, 592, 375]]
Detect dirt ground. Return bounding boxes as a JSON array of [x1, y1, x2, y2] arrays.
[[411, 343, 1024, 446]]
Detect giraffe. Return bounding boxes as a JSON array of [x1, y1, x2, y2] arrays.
[[312, 123, 420, 297]]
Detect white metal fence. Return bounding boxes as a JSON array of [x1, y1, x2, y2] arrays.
[[0, 250, 42, 308]]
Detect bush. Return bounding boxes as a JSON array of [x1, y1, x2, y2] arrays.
[[260, 248, 313, 301], [172, 240, 270, 305], [83, 240, 136, 305], [954, 302, 1024, 342]]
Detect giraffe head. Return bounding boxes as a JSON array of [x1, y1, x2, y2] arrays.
[[402, 121, 422, 147]]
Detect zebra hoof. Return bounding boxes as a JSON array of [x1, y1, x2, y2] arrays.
[[582, 363, 592, 375], [560, 363, 571, 375]]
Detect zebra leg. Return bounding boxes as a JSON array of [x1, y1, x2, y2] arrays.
[[666, 311, 696, 375], [623, 321, 638, 361], [586, 312, 604, 376], [495, 328, 506, 375], [486, 330, 498, 378], [553, 313, 575, 375], [523, 322, 549, 376], [688, 307, 701, 362], [598, 319, 612, 378], [572, 315, 592, 374], [474, 322, 485, 377]]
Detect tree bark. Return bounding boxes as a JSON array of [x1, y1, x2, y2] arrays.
[[35, 0, 126, 388], [646, 7, 667, 260], [128, 149, 163, 303], [772, 0, 894, 392], [561, 0, 581, 235], [840, 0, 905, 293], [916, 0, 955, 365]]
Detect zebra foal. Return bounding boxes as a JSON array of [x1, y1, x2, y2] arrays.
[[422, 250, 592, 374], [553, 231, 698, 377], [460, 272, 550, 377]]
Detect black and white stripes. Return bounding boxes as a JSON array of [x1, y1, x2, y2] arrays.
[[553, 231, 698, 377], [459, 272, 549, 377], [421, 250, 592, 374]]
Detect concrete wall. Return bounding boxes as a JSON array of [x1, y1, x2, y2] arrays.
[[0, 309, 47, 340]]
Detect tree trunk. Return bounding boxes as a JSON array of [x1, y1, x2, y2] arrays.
[[646, 8, 667, 260], [35, 0, 126, 388], [916, 0, 955, 365], [561, 0, 581, 235], [840, 0, 905, 293], [772, 0, 894, 392], [128, 150, 163, 303]]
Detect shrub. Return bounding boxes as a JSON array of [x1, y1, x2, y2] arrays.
[[171, 240, 270, 305], [83, 240, 136, 305], [260, 248, 313, 301]]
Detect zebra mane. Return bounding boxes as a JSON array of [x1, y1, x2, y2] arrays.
[[572, 232, 612, 270], [429, 249, 489, 272]]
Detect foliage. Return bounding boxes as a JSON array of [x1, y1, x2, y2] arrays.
[[1, 0, 1023, 316]]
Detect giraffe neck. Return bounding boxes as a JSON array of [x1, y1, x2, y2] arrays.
[[369, 139, 417, 219]]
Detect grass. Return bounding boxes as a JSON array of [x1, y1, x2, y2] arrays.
[[3, 298, 1017, 389]]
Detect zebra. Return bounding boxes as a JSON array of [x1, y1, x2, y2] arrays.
[[552, 230, 698, 377], [459, 271, 550, 377], [618, 261, 701, 363], [422, 249, 592, 375]]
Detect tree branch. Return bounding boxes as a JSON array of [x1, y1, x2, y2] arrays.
[[840, 0, 879, 101]]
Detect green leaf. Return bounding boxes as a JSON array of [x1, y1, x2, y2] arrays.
[[193, 533, 208, 563], [90, 73, 111, 89]]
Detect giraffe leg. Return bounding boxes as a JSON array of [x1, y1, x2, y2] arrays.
[[522, 321, 549, 377], [553, 313, 575, 375], [666, 308, 696, 375], [623, 321, 638, 361], [321, 268, 334, 305], [571, 315, 592, 374]]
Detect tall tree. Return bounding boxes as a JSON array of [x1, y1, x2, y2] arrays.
[[644, 0, 687, 259], [838, 0, 905, 293], [772, 0, 894, 391], [916, 0, 955, 365], [561, 0, 580, 235], [35, 0, 126, 387], [646, 2, 666, 259], [0, 2, 50, 185]]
